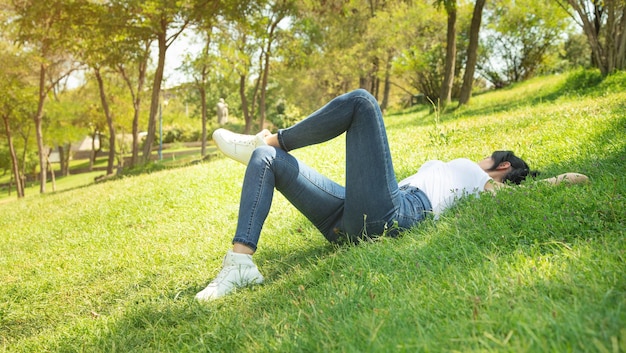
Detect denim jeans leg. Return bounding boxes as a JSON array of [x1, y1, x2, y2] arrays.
[[343, 92, 400, 236], [232, 146, 346, 251], [278, 89, 402, 238]]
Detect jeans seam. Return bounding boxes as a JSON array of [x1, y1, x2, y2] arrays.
[[350, 92, 399, 215], [234, 157, 271, 252]]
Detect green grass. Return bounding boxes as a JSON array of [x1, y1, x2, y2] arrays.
[[0, 146, 217, 203], [1, 70, 625, 352]]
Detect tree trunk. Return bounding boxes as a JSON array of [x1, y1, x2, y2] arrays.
[[143, 30, 167, 163], [130, 92, 141, 168], [372, 56, 380, 99], [618, 3, 626, 70], [58, 143, 71, 176], [259, 20, 280, 130], [603, 0, 626, 72], [566, 0, 608, 75], [200, 85, 207, 157], [459, 0, 486, 106], [240, 74, 251, 134], [117, 47, 148, 169], [250, 49, 264, 133], [89, 130, 98, 171], [198, 30, 211, 156], [133, 45, 149, 167], [35, 63, 48, 193], [118, 63, 145, 168], [58, 145, 66, 176], [2, 113, 24, 198], [94, 68, 116, 175], [46, 148, 56, 192], [439, 4, 457, 108], [606, 0, 616, 74], [259, 51, 270, 130], [20, 130, 29, 186], [380, 52, 392, 112], [64, 143, 71, 175]]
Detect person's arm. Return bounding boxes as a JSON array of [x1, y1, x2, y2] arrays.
[[483, 172, 589, 194], [537, 172, 589, 186]]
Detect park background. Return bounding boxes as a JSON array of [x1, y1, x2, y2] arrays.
[[1, 0, 624, 197], [1, 0, 625, 352]]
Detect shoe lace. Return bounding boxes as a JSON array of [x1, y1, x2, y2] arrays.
[[230, 134, 257, 146], [210, 265, 236, 285]]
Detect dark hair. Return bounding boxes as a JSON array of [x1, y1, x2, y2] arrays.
[[489, 151, 539, 185]]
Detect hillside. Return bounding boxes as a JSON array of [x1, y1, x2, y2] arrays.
[[1, 71, 624, 352]]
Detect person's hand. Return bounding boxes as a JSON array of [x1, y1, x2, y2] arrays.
[[258, 129, 272, 140], [541, 173, 589, 186]]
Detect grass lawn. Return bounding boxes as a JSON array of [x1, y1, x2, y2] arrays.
[[0, 70, 624, 352], [0, 146, 216, 204]]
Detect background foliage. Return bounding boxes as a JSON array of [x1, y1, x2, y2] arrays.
[[0, 71, 624, 352], [3, 0, 623, 196]]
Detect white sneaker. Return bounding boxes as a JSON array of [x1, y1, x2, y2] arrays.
[[195, 251, 264, 301], [212, 128, 268, 165]]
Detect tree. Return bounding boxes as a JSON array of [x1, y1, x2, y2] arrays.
[[271, 0, 384, 112], [360, 0, 413, 110], [108, 0, 154, 168], [479, 0, 570, 86], [437, 0, 458, 108], [284, 0, 369, 108], [0, 43, 32, 198], [45, 93, 90, 177], [73, 2, 120, 175], [184, 29, 213, 156], [180, 0, 225, 154], [393, 4, 448, 104], [133, 0, 219, 163], [231, 20, 257, 133], [93, 67, 118, 175], [180, 27, 233, 153], [1, 113, 24, 198], [556, 0, 626, 76], [257, 0, 295, 129], [11, 0, 78, 193], [138, 0, 193, 162], [117, 41, 151, 168], [458, 0, 486, 106]]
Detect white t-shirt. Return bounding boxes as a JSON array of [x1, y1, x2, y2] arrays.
[[399, 158, 492, 217]]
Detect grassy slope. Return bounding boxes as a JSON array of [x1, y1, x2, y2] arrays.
[[0, 147, 214, 203], [1, 71, 624, 352]]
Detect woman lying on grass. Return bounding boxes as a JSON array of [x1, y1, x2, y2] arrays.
[[195, 89, 589, 301]]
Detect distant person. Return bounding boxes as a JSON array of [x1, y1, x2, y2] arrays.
[[217, 98, 229, 125], [196, 89, 589, 301]]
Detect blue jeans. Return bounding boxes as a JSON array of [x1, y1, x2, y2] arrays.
[[232, 89, 432, 251]]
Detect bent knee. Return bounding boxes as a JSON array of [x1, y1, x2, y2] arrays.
[[350, 88, 375, 101], [252, 145, 276, 157], [250, 146, 276, 162]]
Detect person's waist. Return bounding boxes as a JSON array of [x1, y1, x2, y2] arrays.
[[399, 184, 433, 211]]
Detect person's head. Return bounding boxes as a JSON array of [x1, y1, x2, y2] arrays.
[[478, 151, 538, 184]]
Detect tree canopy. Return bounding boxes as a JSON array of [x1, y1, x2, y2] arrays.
[[0, 0, 622, 197]]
